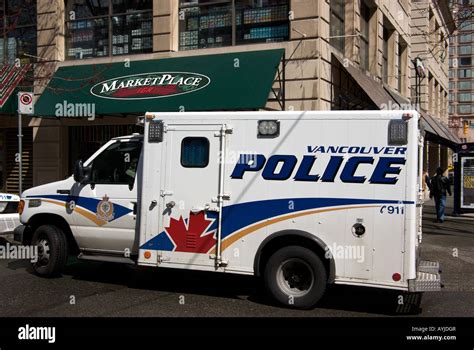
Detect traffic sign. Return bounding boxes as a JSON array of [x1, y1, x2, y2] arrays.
[[18, 92, 34, 115]]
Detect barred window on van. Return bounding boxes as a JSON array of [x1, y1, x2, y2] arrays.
[[181, 137, 210, 168]]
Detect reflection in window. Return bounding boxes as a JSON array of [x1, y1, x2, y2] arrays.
[[6, 0, 36, 27], [91, 141, 142, 185], [65, 0, 109, 18], [112, 0, 152, 14], [236, 1, 289, 45], [66, 18, 109, 59], [179, 0, 290, 51], [330, 0, 345, 52], [65, 0, 152, 59], [112, 12, 153, 55], [0, 0, 37, 65]]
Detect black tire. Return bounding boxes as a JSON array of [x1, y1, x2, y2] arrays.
[[31, 225, 68, 277], [263, 245, 327, 309]]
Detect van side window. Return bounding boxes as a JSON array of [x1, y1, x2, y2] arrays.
[[181, 137, 209, 168], [90, 141, 142, 185]]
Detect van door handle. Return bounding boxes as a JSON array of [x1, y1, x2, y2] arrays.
[[191, 204, 213, 214], [57, 189, 70, 195]]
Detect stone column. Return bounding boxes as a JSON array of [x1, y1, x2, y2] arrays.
[[32, 0, 68, 186]]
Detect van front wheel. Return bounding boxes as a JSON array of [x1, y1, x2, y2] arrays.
[[263, 245, 327, 309], [31, 225, 68, 277]]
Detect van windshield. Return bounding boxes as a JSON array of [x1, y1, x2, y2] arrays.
[[90, 140, 142, 186]]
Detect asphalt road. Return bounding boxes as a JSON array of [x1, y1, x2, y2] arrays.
[[0, 199, 472, 317]]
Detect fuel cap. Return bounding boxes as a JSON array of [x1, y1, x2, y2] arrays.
[[352, 223, 366, 237]]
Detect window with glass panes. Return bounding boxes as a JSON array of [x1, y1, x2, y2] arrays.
[[459, 45, 473, 55], [65, 0, 152, 59], [459, 33, 473, 43], [330, 0, 345, 52], [458, 104, 473, 114], [459, 81, 473, 90], [459, 68, 472, 78], [359, 1, 370, 70], [382, 27, 389, 84], [459, 93, 474, 102], [398, 42, 407, 92], [178, 0, 290, 51], [461, 57, 472, 66], [0, 0, 37, 65]]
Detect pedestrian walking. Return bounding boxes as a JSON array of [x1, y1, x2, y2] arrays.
[[430, 167, 452, 223]]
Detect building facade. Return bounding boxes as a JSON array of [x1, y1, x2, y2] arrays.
[[0, 0, 36, 193], [449, 0, 474, 143], [0, 0, 457, 193], [411, 0, 454, 174]]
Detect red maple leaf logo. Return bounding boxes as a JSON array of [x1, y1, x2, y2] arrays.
[[165, 212, 216, 253]]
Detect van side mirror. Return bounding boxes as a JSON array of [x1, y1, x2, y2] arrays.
[[73, 160, 92, 184]]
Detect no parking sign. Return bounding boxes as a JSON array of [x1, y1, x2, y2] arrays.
[[18, 92, 34, 115]]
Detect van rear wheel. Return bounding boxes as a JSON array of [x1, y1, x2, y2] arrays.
[[264, 245, 327, 309], [31, 225, 68, 277]]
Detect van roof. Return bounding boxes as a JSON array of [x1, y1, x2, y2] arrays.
[[112, 133, 143, 141], [144, 110, 419, 121]]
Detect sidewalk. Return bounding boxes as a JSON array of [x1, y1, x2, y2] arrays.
[[421, 195, 474, 297], [423, 195, 474, 221]]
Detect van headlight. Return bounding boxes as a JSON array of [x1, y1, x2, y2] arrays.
[[28, 199, 42, 208]]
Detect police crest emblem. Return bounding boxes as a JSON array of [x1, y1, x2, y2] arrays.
[[97, 195, 114, 222]]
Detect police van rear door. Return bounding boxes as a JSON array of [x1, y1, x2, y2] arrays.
[[154, 123, 227, 269]]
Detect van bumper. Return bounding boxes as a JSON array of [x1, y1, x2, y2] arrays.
[[408, 260, 442, 292], [13, 225, 25, 244]]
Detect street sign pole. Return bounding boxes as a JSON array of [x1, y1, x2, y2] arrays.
[[17, 91, 34, 196], [17, 94, 23, 196]]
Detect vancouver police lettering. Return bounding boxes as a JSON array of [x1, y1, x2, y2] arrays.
[[230, 146, 407, 185]]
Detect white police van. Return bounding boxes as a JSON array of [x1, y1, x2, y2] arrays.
[[15, 111, 441, 309], [0, 193, 20, 237]]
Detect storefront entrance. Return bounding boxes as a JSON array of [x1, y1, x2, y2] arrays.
[[0, 128, 33, 194]]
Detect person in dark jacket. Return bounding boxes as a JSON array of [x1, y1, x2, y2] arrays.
[[430, 167, 452, 223]]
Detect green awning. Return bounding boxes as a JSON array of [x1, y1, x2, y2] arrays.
[[34, 49, 284, 117]]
